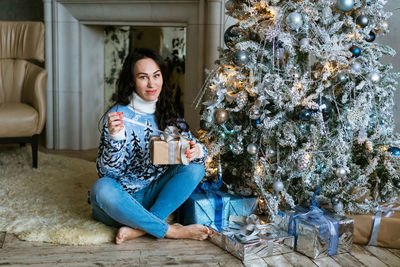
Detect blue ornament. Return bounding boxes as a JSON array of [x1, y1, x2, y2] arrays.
[[336, 0, 354, 12], [366, 31, 376, 42], [299, 109, 314, 121], [350, 45, 361, 57], [388, 147, 400, 156], [251, 119, 261, 127]]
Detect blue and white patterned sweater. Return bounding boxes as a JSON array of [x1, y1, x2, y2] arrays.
[[96, 104, 208, 194]]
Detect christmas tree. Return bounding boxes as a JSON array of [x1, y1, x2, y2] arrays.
[[196, 0, 400, 218]]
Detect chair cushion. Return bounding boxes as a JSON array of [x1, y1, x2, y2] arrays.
[[0, 102, 38, 137]]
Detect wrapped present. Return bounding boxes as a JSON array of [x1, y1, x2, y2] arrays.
[[346, 203, 400, 248], [209, 215, 294, 261], [275, 206, 354, 259], [179, 189, 258, 230], [179, 172, 258, 229], [150, 126, 190, 165]]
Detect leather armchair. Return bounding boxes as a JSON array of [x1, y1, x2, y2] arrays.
[[0, 22, 47, 168]]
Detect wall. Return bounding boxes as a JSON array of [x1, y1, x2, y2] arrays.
[[380, 1, 400, 132]]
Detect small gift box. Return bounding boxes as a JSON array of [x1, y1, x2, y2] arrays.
[[209, 215, 295, 262], [150, 136, 186, 165], [275, 206, 354, 259], [346, 203, 400, 249], [150, 126, 192, 165], [179, 190, 258, 230]]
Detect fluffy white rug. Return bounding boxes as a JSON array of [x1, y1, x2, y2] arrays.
[[0, 145, 116, 245]]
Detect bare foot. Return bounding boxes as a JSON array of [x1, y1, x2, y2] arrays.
[[115, 226, 146, 245], [165, 224, 213, 241]]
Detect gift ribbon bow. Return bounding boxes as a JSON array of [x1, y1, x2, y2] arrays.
[[123, 118, 190, 165], [227, 214, 277, 244], [159, 126, 190, 165], [368, 202, 400, 246], [194, 168, 224, 229], [288, 185, 339, 256]]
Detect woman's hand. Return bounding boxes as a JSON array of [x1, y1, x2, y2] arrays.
[[107, 112, 124, 135], [185, 140, 202, 162]]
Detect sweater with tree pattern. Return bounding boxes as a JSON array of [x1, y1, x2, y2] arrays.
[[96, 104, 208, 194]]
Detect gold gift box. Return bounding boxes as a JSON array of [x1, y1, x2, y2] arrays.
[[150, 136, 187, 165], [347, 204, 400, 249]]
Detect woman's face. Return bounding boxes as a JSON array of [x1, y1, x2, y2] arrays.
[[133, 58, 163, 102]]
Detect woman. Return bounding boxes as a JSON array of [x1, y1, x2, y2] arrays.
[[89, 48, 211, 244]]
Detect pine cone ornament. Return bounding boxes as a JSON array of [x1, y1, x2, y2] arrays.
[[236, 90, 248, 110], [298, 152, 311, 171]]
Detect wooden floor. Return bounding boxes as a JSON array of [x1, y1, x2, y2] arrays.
[[1, 231, 400, 266], [1, 146, 398, 266]]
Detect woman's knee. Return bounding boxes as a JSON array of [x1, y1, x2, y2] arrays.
[[185, 163, 205, 184], [90, 177, 121, 206]]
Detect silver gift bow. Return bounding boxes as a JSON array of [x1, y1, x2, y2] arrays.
[[368, 202, 400, 246], [160, 125, 190, 165], [123, 118, 190, 165], [226, 214, 278, 244]]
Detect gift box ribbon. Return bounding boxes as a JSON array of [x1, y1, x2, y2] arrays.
[[287, 186, 339, 256], [226, 214, 277, 244], [194, 171, 224, 229], [124, 118, 190, 165], [368, 202, 400, 246]]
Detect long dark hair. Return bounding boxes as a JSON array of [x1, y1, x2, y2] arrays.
[[111, 48, 188, 131]]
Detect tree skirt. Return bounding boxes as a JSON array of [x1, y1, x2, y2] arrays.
[[0, 146, 115, 245]]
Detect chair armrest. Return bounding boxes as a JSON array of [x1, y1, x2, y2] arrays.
[[21, 62, 48, 134]]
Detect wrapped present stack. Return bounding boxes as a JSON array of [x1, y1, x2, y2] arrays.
[[179, 178, 258, 230], [347, 202, 400, 249], [274, 205, 354, 259], [209, 215, 294, 261]]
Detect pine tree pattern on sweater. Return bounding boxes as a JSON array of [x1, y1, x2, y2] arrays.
[[96, 104, 207, 194]]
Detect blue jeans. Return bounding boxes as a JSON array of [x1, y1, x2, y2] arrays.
[[89, 163, 205, 238]]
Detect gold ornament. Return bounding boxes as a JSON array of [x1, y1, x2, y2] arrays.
[[350, 186, 370, 203], [214, 108, 229, 124]]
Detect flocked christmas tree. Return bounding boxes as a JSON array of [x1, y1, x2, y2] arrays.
[[196, 0, 400, 218]]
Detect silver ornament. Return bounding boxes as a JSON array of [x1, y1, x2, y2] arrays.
[[356, 15, 369, 28], [286, 12, 303, 31], [265, 148, 276, 158], [351, 61, 362, 73], [214, 108, 229, 124], [335, 168, 347, 178], [224, 0, 236, 12], [336, 0, 354, 12], [331, 197, 340, 205], [333, 201, 344, 213], [273, 181, 284, 192], [336, 73, 347, 83], [247, 143, 258, 155], [233, 50, 250, 66], [367, 72, 380, 83], [299, 38, 309, 47], [230, 144, 243, 155]]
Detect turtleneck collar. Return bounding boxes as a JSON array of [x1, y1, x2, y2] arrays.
[[129, 92, 157, 114]]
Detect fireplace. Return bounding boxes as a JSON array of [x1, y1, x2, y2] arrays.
[[44, 0, 226, 149]]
